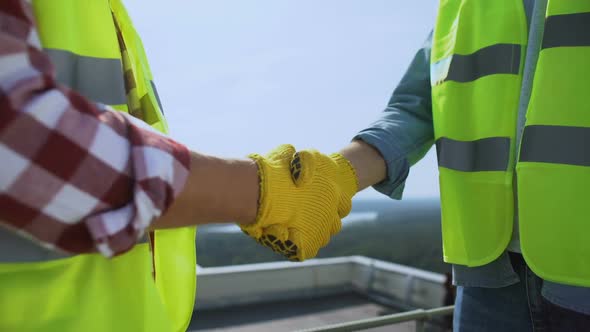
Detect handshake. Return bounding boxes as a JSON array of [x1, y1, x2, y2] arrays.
[[240, 144, 358, 262]]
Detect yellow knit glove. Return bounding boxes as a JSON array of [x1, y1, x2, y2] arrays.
[[241, 144, 358, 261]]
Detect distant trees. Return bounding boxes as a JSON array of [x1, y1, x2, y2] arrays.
[[196, 199, 451, 274]]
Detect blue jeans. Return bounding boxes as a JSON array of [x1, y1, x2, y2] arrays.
[[453, 253, 590, 332]]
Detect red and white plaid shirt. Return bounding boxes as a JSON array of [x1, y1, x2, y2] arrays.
[[0, 0, 190, 257]]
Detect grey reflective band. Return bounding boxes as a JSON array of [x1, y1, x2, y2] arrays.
[[150, 80, 165, 114], [45, 48, 127, 106], [0, 227, 70, 262], [436, 137, 511, 172], [0, 226, 150, 263], [432, 44, 521, 84], [447, 43, 521, 82], [542, 12, 590, 49], [519, 125, 590, 167]]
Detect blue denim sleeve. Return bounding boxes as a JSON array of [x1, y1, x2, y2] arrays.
[[354, 32, 434, 199]]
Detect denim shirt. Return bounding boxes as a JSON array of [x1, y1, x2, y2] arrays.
[[354, 0, 590, 315]]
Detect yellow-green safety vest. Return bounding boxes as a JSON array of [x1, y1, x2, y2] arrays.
[[0, 1, 197, 331], [431, 0, 590, 286]]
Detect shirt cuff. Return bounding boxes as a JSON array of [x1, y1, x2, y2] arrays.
[[353, 130, 409, 200]]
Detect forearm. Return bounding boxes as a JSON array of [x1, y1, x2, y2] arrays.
[[339, 32, 434, 199], [153, 152, 259, 229], [339, 140, 387, 191], [157, 139, 388, 229]]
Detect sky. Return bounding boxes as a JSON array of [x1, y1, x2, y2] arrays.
[[124, 1, 439, 200]]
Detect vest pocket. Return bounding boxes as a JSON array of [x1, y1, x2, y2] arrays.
[[517, 162, 590, 287]]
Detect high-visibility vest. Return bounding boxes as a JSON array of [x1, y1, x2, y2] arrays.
[[431, 0, 590, 286], [0, 1, 197, 331]]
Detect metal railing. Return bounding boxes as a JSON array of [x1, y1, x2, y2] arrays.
[[295, 305, 454, 332]]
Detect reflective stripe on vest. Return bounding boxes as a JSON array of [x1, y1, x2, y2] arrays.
[[0, 227, 151, 263], [542, 12, 590, 49], [520, 125, 590, 167], [516, 2, 590, 287], [436, 137, 511, 172], [45, 48, 127, 105], [0, 1, 196, 331], [431, 0, 526, 267], [431, 43, 521, 84]]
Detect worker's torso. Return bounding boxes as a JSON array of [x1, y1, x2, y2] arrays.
[[0, 1, 196, 331], [431, 0, 590, 287]]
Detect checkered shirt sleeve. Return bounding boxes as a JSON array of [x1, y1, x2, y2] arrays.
[[0, 0, 191, 257]]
